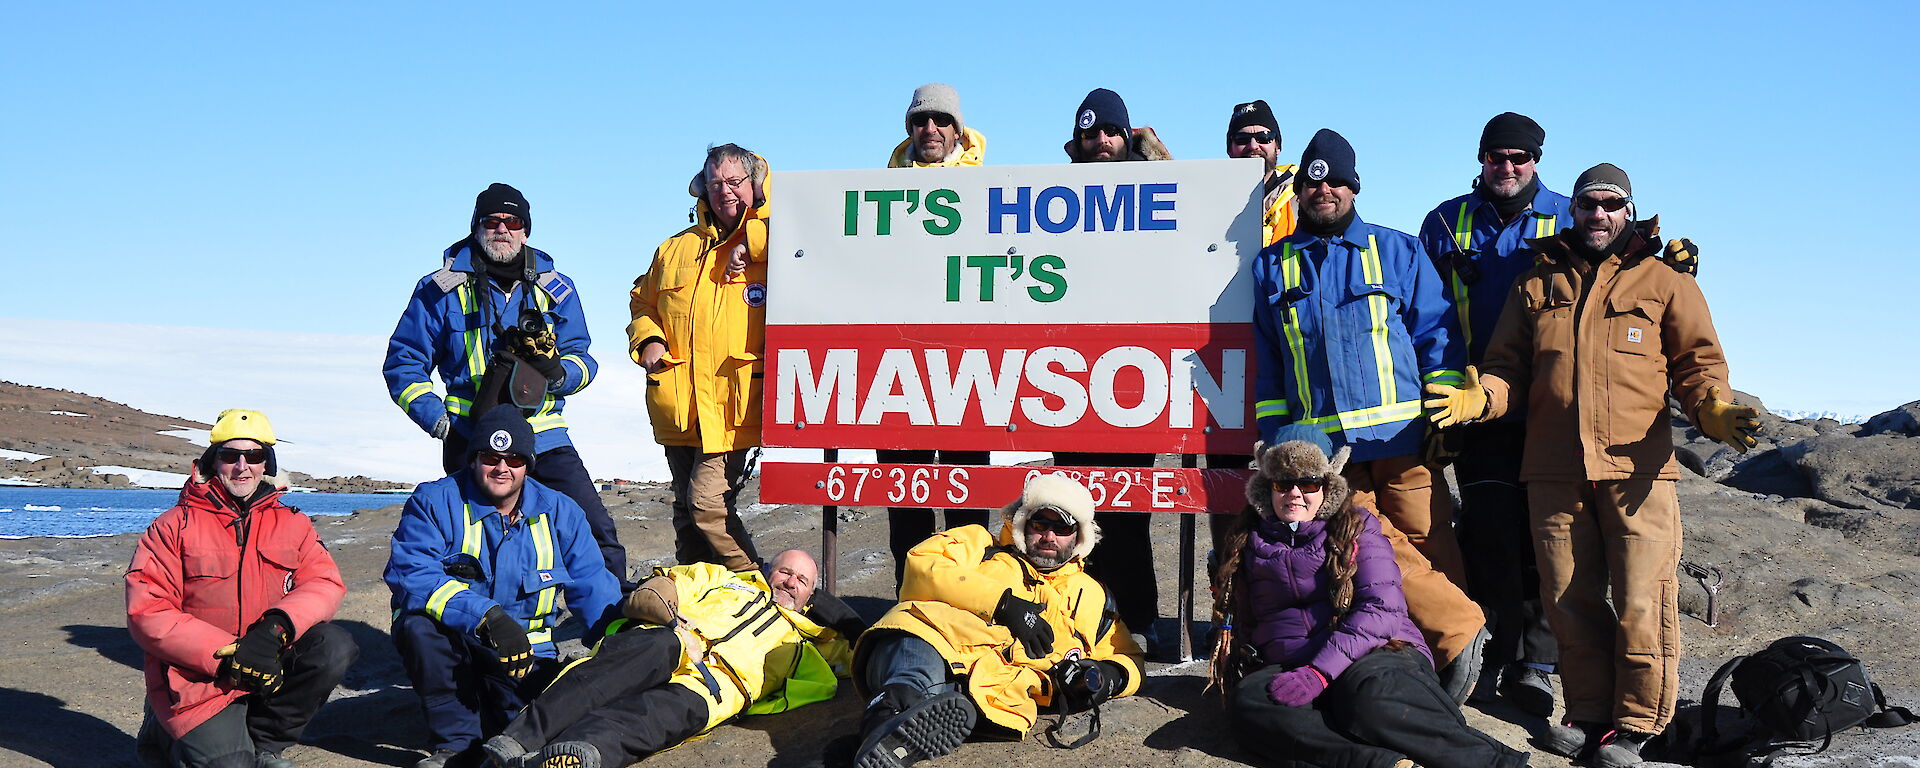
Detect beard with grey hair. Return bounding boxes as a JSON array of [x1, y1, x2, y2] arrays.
[[479, 236, 522, 264]]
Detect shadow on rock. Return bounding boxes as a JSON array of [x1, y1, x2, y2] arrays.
[[735, 686, 863, 768], [63, 623, 144, 670], [0, 687, 139, 768], [1139, 672, 1243, 762]]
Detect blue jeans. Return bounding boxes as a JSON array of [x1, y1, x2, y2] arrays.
[[862, 633, 958, 697]]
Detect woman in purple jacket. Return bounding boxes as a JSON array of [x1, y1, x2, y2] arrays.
[[1209, 425, 1527, 768]]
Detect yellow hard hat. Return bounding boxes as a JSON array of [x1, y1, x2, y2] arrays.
[[209, 409, 277, 446]]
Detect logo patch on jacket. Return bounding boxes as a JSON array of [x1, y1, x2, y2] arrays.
[[745, 283, 767, 307], [284, 573, 296, 594], [539, 571, 553, 583], [1626, 327, 1644, 344]]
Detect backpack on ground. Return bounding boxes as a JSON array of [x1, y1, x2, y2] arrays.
[[1668, 635, 1916, 766]]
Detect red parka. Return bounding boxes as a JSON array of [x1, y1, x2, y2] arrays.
[[125, 466, 347, 737]]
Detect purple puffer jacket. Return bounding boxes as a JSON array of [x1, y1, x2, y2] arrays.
[[1244, 510, 1431, 679]]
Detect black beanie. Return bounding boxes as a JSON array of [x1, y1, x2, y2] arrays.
[[1297, 128, 1360, 193], [472, 183, 532, 235], [1074, 88, 1131, 136], [1573, 163, 1633, 199], [1228, 99, 1279, 138], [1479, 112, 1545, 162], [467, 404, 537, 471]]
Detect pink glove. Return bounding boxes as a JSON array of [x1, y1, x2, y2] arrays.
[[1267, 665, 1329, 707]]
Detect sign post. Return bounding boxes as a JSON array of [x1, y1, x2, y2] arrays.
[[765, 160, 1266, 658]]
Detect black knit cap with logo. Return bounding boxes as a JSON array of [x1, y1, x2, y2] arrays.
[[1297, 128, 1360, 193], [1228, 99, 1279, 139], [472, 182, 532, 235], [468, 404, 537, 471]]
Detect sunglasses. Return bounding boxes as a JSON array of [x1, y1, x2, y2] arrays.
[[1574, 196, 1632, 212], [1272, 476, 1327, 493], [910, 113, 956, 128], [477, 452, 528, 469], [1026, 515, 1077, 535], [479, 215, 526, 231], [1483, 150, 1535, 167], [1078, 125, 1125, 141], [216, 448, 268, 466], [1229, 130, 1276, 146]]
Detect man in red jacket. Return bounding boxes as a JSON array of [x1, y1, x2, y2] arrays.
[[127, 410, 355, 768]]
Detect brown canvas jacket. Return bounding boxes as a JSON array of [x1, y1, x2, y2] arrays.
[[1478, 218, 1731, 481]]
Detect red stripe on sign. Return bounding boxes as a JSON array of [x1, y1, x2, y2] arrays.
[[764, 323, 1257, 453], [760, 462, 1257, 515]]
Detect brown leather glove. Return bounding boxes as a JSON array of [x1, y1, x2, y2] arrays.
[[622, 574, 680, 626], [1695, 386, 1760, 453]]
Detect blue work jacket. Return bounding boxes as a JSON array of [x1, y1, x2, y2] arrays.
[[383, 472, 620, 656], [1418, 184, 1573, 366], [383, 242, 597, 454], [1252, 214, 1464, 462]]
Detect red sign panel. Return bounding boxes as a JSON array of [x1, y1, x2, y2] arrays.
[[759, 462, 1256, 515]]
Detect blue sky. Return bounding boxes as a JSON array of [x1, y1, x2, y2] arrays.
[[7, 1, 1916, 418]]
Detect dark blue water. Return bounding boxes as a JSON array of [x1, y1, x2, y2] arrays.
[[0, 486, 404, 538]]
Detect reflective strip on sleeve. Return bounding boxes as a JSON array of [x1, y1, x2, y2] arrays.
[[426, 580, 469, 621], [397, 381, 434, 409], [1279, 244, 1314, 417], [1254, 399, 1290, 420], [527, 412, 567, 432], [1360, 235, 1397, 406], [1423, 369, 1465, 387], [1296, 399, 1425, 434], [562, 354, 590, 388], [445, 397, 473, 417]]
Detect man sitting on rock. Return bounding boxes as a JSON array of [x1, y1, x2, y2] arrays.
[[848, 475, 1145, 768], [478, 549, 865, 768], [385, 405, 622, 768], [127, 409, 355, 768]]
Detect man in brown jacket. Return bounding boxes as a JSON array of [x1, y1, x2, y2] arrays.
[[1424, 163, 1758, 768]]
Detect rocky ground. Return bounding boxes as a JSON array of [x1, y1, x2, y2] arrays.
[[3, 397, 1919, 767], [0, 381, 409, 492]]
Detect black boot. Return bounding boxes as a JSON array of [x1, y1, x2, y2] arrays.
[[852, 683, 976, 768], [1497, 664, 1555, 719], [1593, 729, 1654, 768], [1538, 720, 1608, 761]]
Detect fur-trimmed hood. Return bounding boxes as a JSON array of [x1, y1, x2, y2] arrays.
[[996, 473, 1101, 563], [1246, 439, 1352, 521]]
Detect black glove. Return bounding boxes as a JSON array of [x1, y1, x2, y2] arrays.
[[1661, 237, 1700, 276], [992, 589, 1053, 658], [524, 351, 565, 383], [480, 607, 536, 681], [1048, 658, 1119, 714], [227, 611, 292, 694], [1423, 427, 1462, 468]]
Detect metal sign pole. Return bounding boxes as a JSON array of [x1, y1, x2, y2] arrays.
[[1177, 454, 1198, 662], [822, 448, 839, 591]]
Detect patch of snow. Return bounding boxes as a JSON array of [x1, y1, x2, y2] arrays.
[[1773, 409, 1871, 423], [0, 478, 43, 487], [0, 449, 52, 462], [159, 428, 211, 446], [88, 465, 189, 488], [48, 410, 91, 417]]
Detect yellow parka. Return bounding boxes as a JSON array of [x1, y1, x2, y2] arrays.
[[1263, 163, 1300, 246], [856, 522, 1144, 735], [887, 127, 987, 168], [627, 163, 772, 452], [605, 563, 854, 734]]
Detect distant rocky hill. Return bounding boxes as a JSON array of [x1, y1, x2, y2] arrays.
[[0, 380, 407, 492]]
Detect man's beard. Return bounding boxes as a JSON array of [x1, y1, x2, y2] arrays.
[[1028, 548, 1070, 569], [480, 237, 520, 264]]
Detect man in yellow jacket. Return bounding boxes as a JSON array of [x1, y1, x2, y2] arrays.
[[887, 83, 985, 168], [480, 550, 865, 768], [628, 143, 771, 572], [849, 475, 1145, 768]]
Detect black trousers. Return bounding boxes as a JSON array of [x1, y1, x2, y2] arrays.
[[877, 449, 992, 590], [444, 433, 629, 586], [137, 622, 359, 767], [1231, 646, 1526, 768], [1452, 421, 1557, 668], [392, 613, 559, 754], [1053, 452, 1158, 635], [502, 627, 709, 765]]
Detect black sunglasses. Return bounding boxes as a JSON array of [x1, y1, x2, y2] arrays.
[[910, 112, 956, 128], [1574, 196, 1632, 212], [477, 452, 528, 469], [479, 215, 526, 231], [1026, 515, 1076, 535], [1271, 476, 1327, 493], [1229, 130, 1276, 146], [216, 448, 268, 466], [1483, 150, 1535, 166], [1078, 125, 1125, 141]]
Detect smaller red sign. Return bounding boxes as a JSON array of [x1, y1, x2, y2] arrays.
[[759, 461, 1255, 515]]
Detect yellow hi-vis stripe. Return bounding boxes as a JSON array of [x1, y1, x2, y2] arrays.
[[397, 381, 434, 409], [528, 514, 558, 632], [1279, 244, 1313, 417], [460, 503, 483, 559], [562, 354, 590, 388], [456, 284, 486, 379], [1424, 369, 1466, 387], [1255, 399, 1290, 419], [1450, 203, 1475, 354], [1296, 399, 1426, 434], [1360, 235, 1396, 406], [446, 397, 472, 417], [1535, 214, 1555, 239], [426, 580, 468, 622]]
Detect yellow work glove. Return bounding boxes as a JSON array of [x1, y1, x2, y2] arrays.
[[1422, 366, 1490, 429], [1695, 386, 1760, 453]]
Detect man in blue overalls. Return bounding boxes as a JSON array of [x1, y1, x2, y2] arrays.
[[385, 405, 621, 768]]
